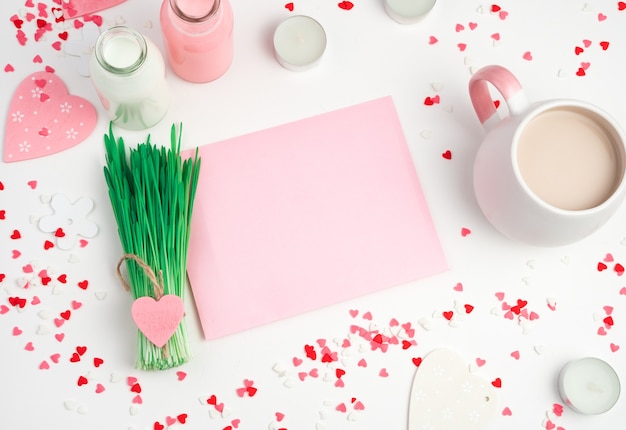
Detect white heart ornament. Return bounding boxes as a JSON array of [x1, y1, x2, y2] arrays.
[[409, 349, 497, 430]]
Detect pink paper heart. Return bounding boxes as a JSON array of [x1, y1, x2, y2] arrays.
[[62, 0, 126, 18], [4, 71, 96, 162], [131, 295, 184, 348]]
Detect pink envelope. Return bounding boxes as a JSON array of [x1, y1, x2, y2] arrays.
[[186, 97, 447, 339]]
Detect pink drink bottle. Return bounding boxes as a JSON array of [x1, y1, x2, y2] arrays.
[[160, 0, 234, 83]]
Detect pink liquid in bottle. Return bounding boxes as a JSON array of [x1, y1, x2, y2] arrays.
[[160, 0, 234, 83]]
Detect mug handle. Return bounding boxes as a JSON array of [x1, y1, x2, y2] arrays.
[[469, 65, 529, 129]]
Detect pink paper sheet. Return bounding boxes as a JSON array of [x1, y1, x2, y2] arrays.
[[186, 97, 447, 339]]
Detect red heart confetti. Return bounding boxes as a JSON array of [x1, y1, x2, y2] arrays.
[[285, 2, 294, 11], [338, 1, 353, 10], [442, 150, 452, 160], [491, 377, 502, 388], [304, 344, 317, 360]]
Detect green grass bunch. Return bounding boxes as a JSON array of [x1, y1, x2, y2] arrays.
[[103, 123, 201, 370]]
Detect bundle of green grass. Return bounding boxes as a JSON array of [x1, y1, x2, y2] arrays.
[[103, 123, 201, 370]]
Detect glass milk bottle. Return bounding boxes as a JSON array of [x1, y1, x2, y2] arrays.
[[160, 0, 234, 83], [89, 26, 170, 130]]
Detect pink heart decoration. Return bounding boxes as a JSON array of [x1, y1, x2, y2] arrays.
[[131, 295, 185, 348], [62, 0, 126, 18], [4, 71, 96, 162]]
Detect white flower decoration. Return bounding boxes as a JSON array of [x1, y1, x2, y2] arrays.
[[12, 110, 24, 122], [31, 87, 43, 98], [19, 141, 31, 152], [60, 101, 72, 113], [38, 194, 98, 250], [66, 128, 78, 139]]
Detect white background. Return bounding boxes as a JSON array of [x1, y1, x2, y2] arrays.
[[2, 1, 626, 429]]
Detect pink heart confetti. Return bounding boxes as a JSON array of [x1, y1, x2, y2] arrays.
[[4, 72, 97, 162]]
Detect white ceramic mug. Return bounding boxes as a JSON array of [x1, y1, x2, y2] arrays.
[[469, 65, 626, 246]]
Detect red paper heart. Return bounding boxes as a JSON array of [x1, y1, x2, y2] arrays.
[[338, 1, 353, 10], [4, 71, 96, 162], [131, 295, 185, 348]]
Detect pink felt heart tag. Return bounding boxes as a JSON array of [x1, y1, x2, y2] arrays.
[[131, 295, 185, 348], [63, 0, 127, 18], [4, 71, 97, 162]]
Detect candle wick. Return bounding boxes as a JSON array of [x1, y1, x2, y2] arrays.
[[587, 382, 605, 394]]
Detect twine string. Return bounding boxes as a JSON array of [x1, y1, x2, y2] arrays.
[[116, 254, 165, 299], [116, 254, 169, 357]]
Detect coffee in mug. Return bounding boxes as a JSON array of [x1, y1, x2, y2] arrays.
[[516, 107, 623, 211], [469, 65, 626, 246]]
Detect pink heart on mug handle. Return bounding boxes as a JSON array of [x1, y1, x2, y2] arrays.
[[4, 71, 97, 163]]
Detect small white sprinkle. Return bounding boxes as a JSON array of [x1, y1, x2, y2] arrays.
[[37, 324, 50, 335], [272, 362, 287, 376], [129, 405, 140, 416], [316, 421, 328, 430], [64, 399, 77, 411], [418, 317, 433, 331], [110, 372, 123, 383], [430, 82, 444, 92], [38, 310, 51, 319]]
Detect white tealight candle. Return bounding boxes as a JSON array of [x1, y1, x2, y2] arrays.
[[273, 15, 326, 71], [558, 357, 621, 414], [385, 0, 436, 24]]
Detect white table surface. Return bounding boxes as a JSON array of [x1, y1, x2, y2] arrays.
[[2, 1, 626, 429]]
